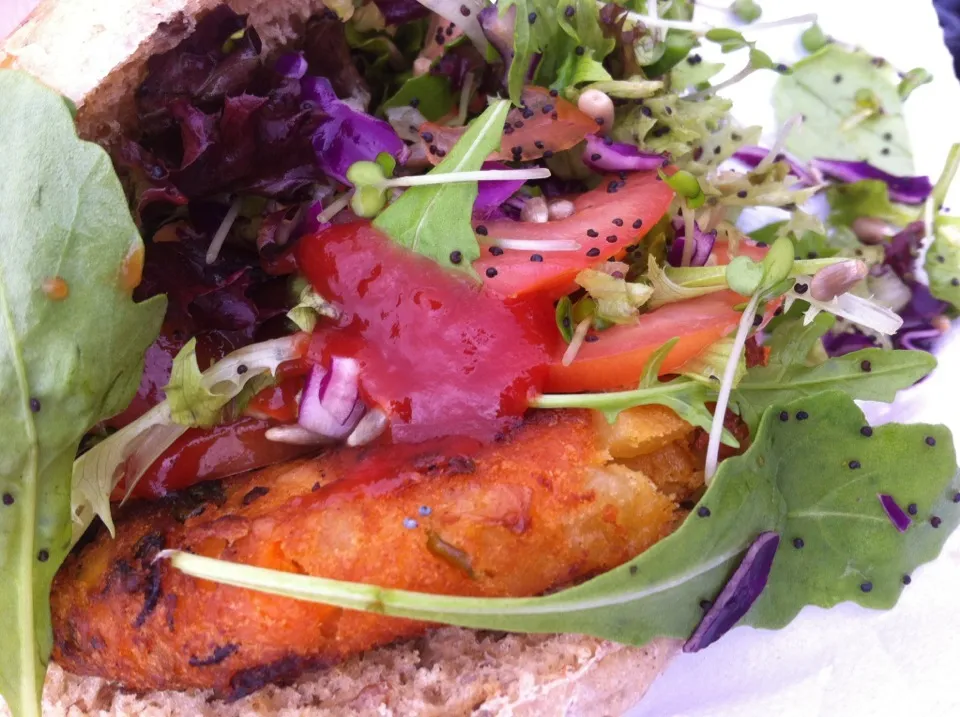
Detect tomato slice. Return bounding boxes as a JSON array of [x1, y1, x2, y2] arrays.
[[545, 290, 752, 392], [475, 171, 675, 299], [419, 86, 595, 165], [546, 240, 775, 392]]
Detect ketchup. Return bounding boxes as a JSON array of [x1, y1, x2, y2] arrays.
[[298, 222, 554, 442]]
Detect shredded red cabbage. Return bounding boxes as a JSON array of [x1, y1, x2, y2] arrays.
[[732, 145, 820, 187], [478, 4, 517, 89], [373, 0, 432, 24], [878, 494, 912, 533], [473, 162, 526, 219], [684, 532, 781, 653], [822, 221, 948, 357], [668, 219, 717, 267], [811, 158, 933, 205], [583, 134, 667, 174], [303, 76, 405, 185]]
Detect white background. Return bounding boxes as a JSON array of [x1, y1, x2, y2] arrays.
[[634, 1, 960, 716]]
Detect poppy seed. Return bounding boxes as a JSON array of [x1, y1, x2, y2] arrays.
[[476, 225, 488, 236], [2, 494, 13, 506], [38, 550, 49, 562], [606, 235, 617, 243], [587, 229, 599, 238], [925, 436, 937, 446], [902, 574, 912, 585], [860, 426, 873, 437], [629, 564, 639, 575], [612, 218, 624, 226], [849, 460, 861, 470], [586, 247, 600, 257], [591, 153, 602, 161], [449, 250, 463, 265], [29, 397, 40, 412], [488, 246, 503, 256], [530, 254, 544, 262], [907, 503, 918, 515], [699, 599, 713, 610], [796, 411, 809, 420], [697, 506, 711, 518], [528, 11, 537, 23], [931, 516, 942, 528], [485, 267, 498, 278], [860, 581, 873, 593], [633, 219, 643, 229], [779, 411, 789, 421], [793, 537, 804, 549]]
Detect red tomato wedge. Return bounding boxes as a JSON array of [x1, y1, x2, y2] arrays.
[[546, 241, 775, 392], [546, 291, 752, 392], [476, 171, 675, 299], [419, 86, 595, 165]]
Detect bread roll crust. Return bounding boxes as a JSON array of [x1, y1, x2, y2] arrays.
[[1, 2, 680, 713]]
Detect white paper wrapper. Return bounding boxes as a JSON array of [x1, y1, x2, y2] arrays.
[[633, 1, 960, 714]]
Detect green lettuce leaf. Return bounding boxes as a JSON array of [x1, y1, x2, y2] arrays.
[[70, 336, 306, 543], [926, 215, 960, 306], [0, 71, 166, 717], [732, 313, 937, 432], [826, 180, 920, 228], [164, 392, 959, 646], [773, 46, 914, 174], [373, 100, 510, 274]]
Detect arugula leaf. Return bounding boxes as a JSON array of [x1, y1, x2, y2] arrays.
[[164, 392, 959, 646], [0, 71, 166, 717], [732, 314, 936, 432], [773, 46, 914, 174], [532, 339, 738, 447], [380, 74, 455, 122], [500, 0, 613, 104], [373, 100, 510, 274]]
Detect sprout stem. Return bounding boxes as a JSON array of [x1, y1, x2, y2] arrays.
[[602, 3, 815, 36], [684, 63, 755, 101], [317, 192, 353, 224], [704, 291, 760, 482], [205, 196, 242, 265], [378, 168, 550, 189]]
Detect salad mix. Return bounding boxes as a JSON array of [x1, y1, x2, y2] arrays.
[[2, 2, 960, 716]]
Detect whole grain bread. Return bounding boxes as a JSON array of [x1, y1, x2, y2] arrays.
[[1, 1, 679, 714]]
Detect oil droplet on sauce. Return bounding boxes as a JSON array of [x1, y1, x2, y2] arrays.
[[119, 242, 144, 292], [41, 276, 69, 300]]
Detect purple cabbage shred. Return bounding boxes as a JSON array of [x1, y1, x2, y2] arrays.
[[473, 162, 526, 220], [878, 494, 912, 533], [582, 134, 667, 174], [683, 532, 781, 653], [810, 158, 933, 205], [732, 146, 820, 187], [668, 219, 717, 267], [372, 0, 432, 24], [302, 76, 405, 185]]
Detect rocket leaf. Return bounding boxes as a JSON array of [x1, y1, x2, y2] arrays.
[[0, 71, 166, 717], [732, 314, 936, 432], [164, 392, 959, 647], [373, 99, 510, 275]]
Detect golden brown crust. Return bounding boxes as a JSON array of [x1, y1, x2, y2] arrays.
[[51, 409, 691, 698]]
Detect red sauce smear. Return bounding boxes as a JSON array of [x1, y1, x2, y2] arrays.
[[298, 221, 554, 443]]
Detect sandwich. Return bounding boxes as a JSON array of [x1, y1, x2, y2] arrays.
[[1, 1, 958, 715]]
